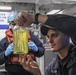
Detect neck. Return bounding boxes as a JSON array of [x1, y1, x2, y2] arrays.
[[58, 44, 70, 60]]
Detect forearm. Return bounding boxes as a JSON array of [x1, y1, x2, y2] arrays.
[[38, 15, 48, 24], [34, 14, 76, 40], [32, 14, 48, 24]]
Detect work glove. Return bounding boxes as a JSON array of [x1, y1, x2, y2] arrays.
[[28, 42, 38, 52], [5, 43, 13, 57]]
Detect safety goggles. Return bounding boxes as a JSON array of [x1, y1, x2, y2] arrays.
[[9, 21, 16, 26]]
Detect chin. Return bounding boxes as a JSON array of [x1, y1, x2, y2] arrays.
[[51, 49, 58, 52], [52, 50, 57, 52]]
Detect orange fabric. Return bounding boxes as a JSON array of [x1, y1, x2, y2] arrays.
[[5, 29, 32, 44], [5, 29, 13, 44]]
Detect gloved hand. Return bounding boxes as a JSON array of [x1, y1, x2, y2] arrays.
[[5, 43, 13, 57], [28, 42, 38, 52]]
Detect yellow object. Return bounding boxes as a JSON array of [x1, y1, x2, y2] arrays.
[[13, 26, 28, 54]]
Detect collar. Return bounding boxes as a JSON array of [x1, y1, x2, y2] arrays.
[[53, 44, 75, 69]]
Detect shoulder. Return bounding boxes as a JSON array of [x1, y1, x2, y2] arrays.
[[30, 32, 37, 38], [0, 37, 8, 51], [0, 37, 7, 43], [45, 59, 57, 72], [67, 45, 76, 68], [45, 59, 58, 75], [0, 37, 8, 48]]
